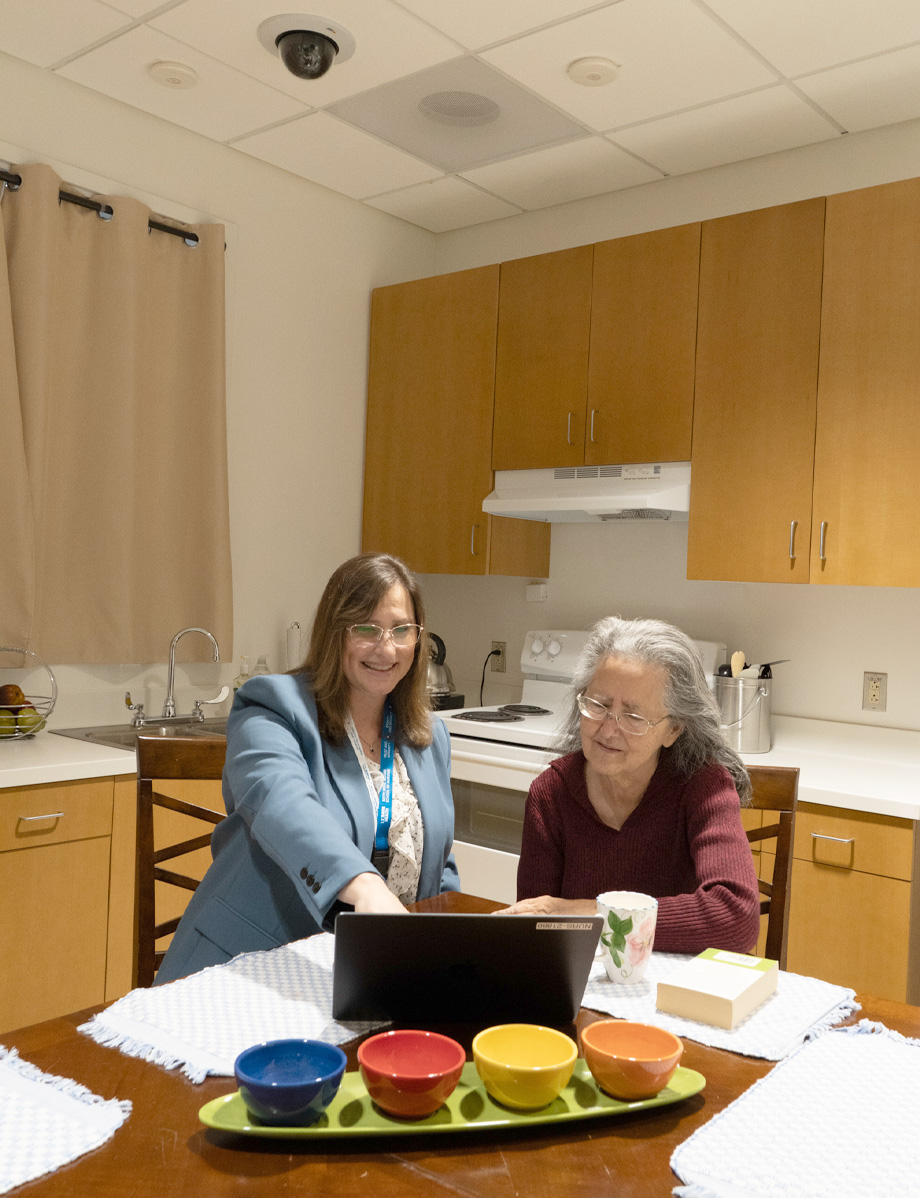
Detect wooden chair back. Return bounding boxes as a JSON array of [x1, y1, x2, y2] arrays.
[[745, 764, 799, 969], [135, 735, 227, 988]]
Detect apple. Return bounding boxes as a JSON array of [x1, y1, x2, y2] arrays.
[[0, 710, 16, 737], [16, 708, 45, 735]]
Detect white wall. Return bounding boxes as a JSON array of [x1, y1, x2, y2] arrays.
[[0, 50, 436, 725], [422, 119, 920, 735]]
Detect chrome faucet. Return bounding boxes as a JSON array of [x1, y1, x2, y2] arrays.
[[163, 627, 220, 717]]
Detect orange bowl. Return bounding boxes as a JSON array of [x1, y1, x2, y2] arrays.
[[580, 1020, 683, 1100]]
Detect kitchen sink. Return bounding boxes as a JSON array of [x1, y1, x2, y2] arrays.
[[51, 718, 229, 751]]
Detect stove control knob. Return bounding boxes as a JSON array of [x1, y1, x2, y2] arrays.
[[530, 637, 545, 655], [547, 639, 562, 657]]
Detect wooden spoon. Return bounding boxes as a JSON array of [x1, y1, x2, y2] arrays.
[[730, 650, 746, 677]]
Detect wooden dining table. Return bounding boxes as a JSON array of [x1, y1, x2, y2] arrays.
[[7, 890, 920, 1198]]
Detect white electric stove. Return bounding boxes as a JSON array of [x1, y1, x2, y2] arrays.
[[436, 630, 726, 903]]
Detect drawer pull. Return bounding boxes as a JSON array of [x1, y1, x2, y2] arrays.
[[20, 811, 65, 822], [811, 833, 854, 845]]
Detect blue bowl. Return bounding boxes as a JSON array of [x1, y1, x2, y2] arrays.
[[234, 1039, 347, 1127]]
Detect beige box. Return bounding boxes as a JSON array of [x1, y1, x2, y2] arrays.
[[656, 949, 778, 1030]]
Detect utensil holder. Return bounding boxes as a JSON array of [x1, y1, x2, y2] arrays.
[[716, 676, 771, 753]]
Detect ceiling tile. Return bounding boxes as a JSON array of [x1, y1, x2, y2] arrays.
[[703, 0, 920, 79], [611, 87, 839, 176], [796, 45, 920, 132], [461, 135, 660, 209], [481, 0, 776, 130], [102, 0, 177, 15], [55, 23, 307, 141], [232, 111, 443, 198], [393, 0, 606, 51], [0, 0, 130, 68], [150, 0, 462, 105], [328, 55, 586, 173], [366, 176, 521, 232]]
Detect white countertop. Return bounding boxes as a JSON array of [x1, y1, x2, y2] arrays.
[[2, 714, 919, 821], [0, 732, 135, 789], [742, 715, 920, 821]]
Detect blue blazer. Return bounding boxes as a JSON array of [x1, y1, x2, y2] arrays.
[[155, 673, 459, 983]]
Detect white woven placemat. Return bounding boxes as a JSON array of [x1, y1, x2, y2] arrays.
[[0, 1046, 130, 1195], [582, 952, 858, 1060], [79, 933, 384, 1083], [671, 1020, 920, 1197]]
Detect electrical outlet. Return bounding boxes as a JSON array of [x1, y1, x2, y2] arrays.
[[491, 641, 507, 673], [862, 671, 887, 712]]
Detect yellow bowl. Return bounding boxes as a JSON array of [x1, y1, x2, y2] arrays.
[[472, 1024, 577, 1110], [580, 1019, 683, 1100]]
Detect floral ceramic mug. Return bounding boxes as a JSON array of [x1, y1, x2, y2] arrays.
[[596, 891, 658, 984]]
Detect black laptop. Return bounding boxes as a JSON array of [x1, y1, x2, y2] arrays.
[[332, 912, 603, 1023]]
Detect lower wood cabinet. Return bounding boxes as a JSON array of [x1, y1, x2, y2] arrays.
[[785, 803, 914, 1001], [0, 778, 113, 1034]]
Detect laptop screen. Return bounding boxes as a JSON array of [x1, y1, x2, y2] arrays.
[[332, 912, 602, 1023]]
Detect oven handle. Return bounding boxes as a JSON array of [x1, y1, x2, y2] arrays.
[[450, 749, 548, 775]]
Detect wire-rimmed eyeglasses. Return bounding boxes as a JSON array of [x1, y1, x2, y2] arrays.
[[576, 690, 670, 737], [346, 623, 423, 648]]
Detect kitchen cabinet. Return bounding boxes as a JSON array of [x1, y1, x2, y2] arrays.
[[687, 198, 826, 583], [810, 177, 920, 585], [586, 224, 699, 466], [785, 803, 914, 1002], [492, 246, 593, 471], [491, 229, 700, 471], [0, 778, 113, 1033], [362, 266, 549, 577]]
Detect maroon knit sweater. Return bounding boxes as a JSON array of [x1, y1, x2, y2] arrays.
[[516, 750, 760, 955]]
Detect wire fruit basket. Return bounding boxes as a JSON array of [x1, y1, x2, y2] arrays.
[[0, 647, 58, 739]]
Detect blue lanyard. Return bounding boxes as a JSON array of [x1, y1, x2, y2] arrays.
[[375, 704, 395, 852]]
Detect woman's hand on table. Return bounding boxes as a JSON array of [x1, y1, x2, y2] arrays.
[[338, 871, 408, 914], [494, 896, 598, 917]]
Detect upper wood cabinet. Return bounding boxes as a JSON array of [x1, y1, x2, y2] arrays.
[[811, 178, 920, 586], [586, 223, 700, 465], [492, 229, 701, 472], [362, 267, 549, 578], [687, 199, 826, 583], [492, 246, 593, 471]]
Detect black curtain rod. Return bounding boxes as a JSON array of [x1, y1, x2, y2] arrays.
[[0, 168, 199, 247]]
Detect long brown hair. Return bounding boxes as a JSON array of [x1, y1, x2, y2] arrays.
[[298, 553, 432, 748]]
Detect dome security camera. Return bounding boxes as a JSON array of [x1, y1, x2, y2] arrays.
[[257, 14, 356, 81], [276, 29, 338, 80]]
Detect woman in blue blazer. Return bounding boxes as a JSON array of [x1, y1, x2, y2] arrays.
[[155, 554, 459, 984]]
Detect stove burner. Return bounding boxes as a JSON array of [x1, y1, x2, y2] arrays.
[[453, 709, 525, 723], [500, 704, 551, 716]]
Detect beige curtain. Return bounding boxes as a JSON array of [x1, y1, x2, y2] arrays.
[[0, 163, 232, 663]]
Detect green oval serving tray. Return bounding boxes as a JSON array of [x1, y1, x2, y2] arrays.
[[198, 1060, 705, 1139]]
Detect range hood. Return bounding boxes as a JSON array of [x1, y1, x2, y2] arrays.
[[482, 463, 691, 523]]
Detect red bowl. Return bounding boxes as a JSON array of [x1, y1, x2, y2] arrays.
[[357, 1030, 466, 1118]]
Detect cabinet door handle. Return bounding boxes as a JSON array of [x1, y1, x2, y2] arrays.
[[789, 519, 797, 561], [470, 524, 479, 556], [589, 409, 597, 443], [819, 520, 828, 563], [566, 412, 573, 445], [811, 832, 854, 845], [20, 812, 65, 822]]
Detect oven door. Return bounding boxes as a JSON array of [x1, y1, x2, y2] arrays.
[[447, 734, 554, 904]]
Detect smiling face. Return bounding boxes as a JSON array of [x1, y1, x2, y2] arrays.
[[580, 656, 682, 798], [342, 583, 417, 710]]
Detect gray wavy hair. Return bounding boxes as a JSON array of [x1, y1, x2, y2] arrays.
[[557, 615, 751, 802]]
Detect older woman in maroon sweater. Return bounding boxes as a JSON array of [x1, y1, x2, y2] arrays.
[[502, 616, 760, 955]]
